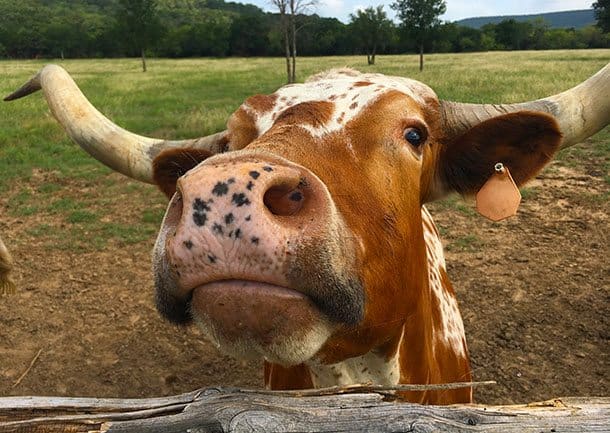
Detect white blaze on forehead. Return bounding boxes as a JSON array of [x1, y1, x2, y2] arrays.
[[242, 69, 437, 137]]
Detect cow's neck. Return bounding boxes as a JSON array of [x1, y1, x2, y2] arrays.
[[307, 327, 404, 387], [307, 207, 471, 402]]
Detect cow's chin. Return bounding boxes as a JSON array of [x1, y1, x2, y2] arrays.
[[190, 280, 335, 365]]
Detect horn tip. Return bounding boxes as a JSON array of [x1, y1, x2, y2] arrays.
[[3, 82, 40, 102], [4, 73, 44, 99], [3, 92, 21, 101], [3, 64, 64, 102]]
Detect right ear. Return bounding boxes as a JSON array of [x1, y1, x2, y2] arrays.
[[153, 148, 212, 198], [422, 111, 562, 202]]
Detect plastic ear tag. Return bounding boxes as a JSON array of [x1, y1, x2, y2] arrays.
[[476, 163, 521, 222]]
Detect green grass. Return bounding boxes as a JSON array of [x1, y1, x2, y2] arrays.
[[26, 223, 56, 238], [47, 197, 83, 214], [519, 187, 539, 200], [142, 208, 166, 224], [434, 194, 477, 217], [0, 51, 608, 249], [25, 222, 156, 251], [447, 234, 484, 252], [67, 210, 98, 224]]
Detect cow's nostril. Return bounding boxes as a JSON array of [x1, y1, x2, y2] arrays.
[[164, 189, 184, 229], [263, 183, 304, 216]]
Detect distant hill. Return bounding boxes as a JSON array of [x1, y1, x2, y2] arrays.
[[456, 9, 596, 29]]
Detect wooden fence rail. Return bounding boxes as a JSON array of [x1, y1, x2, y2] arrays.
[[0, 386, 608, 433]]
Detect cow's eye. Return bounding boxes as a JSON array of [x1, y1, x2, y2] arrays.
[[404, 128, 425, 146]]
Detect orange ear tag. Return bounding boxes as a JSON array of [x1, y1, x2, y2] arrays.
[[476, 163, 521, 222]]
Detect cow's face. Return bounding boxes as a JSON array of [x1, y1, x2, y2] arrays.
[[152, 69, 562, 366]]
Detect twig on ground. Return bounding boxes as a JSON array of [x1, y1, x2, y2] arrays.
[[12, 348, 43, 389], [68, 276, 90, 285]]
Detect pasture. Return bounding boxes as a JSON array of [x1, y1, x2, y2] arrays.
[[0, 50, 608, 404]]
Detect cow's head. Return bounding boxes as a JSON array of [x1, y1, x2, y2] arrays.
[[6, 64, 609, 368], [149, 69, 568, 366]]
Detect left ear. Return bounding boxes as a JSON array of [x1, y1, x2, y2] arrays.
[[153, 148, 212, 198], [424, 111, 562, 202]]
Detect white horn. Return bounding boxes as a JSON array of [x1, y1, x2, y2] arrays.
[[440, 63, 610, 149]]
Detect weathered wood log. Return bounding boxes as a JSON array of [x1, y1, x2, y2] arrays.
[[0, 387, 608, 433]]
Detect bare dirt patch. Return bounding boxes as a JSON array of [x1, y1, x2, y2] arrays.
[[0, 143, 607, 405]]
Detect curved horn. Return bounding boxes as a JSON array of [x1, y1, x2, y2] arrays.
[[4, 65, 228, 183], [440, 63, 610, 149]]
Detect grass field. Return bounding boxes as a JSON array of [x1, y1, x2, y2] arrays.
[[0, 50, 608, 250]]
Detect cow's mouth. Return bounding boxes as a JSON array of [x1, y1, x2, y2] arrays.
[[188, 279, 335, 363], [153, 245, 364, 364], [191, 279, 323, 334]]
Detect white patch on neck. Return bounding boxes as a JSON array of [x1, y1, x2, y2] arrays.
[[421, 206, 467, 357], [243, 70, 437, 138], [308, 328, 404, 387]]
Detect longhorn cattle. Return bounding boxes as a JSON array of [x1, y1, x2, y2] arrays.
[[5, 64, 609, 404]]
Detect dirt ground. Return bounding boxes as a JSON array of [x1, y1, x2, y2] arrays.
[[0, 141, 607, 405]]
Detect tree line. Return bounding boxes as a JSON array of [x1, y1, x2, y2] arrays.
[[1, 0, 608, 61]]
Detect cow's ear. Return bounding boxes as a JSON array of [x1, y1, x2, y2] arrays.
[[153, 148, 212, 198], [424, 111, 562, 202]]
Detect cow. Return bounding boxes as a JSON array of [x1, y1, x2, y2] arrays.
[[0, 236, 16, 295], [5, 63, 609, 404]]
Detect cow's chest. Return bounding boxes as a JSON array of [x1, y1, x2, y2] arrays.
[[307, 336, 403, 387]]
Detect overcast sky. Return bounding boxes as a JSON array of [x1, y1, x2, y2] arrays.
[[249, 0, 594, 23]]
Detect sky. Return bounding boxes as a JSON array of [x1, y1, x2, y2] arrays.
[[247, 0, 595, 24]]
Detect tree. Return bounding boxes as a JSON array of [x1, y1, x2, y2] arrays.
[[593, 0, 610, 33], [578, 24, 610, 48], [529, 18, 550, 49], [270, 0, 292, 82], [288, 0, 318, 81], [0, 0, 47, 58], [229, 14, 270, 56], [493, 19, 533, 50], [349, 6, 393, 65], [391, 0, 446, 71], [116, 0, 162, 71], [271, 0, 318, 83], [298, 16, 353, 55]]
